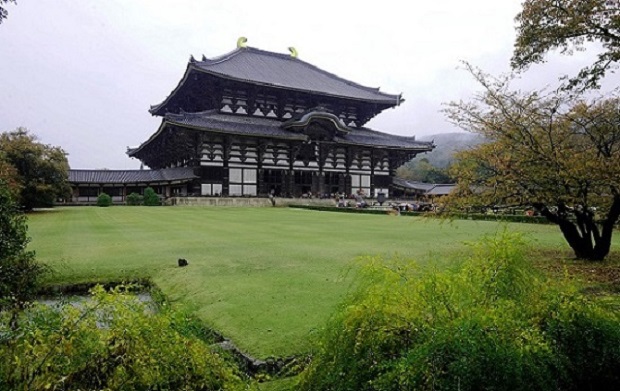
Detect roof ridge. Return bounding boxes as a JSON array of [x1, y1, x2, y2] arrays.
[[201, 47, 244, 64], [197, 46, 399, 99]]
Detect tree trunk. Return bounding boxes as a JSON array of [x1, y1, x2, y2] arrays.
[[534, 199, 620, 261]]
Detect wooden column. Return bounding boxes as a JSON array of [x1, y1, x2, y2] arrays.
[[222, 137, 231, 196], [287, 143, 300, 197], [257, 141, 266, 196], [344, 147, 352, 196], [369, 149, 375, 198]]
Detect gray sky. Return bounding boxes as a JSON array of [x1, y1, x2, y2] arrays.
[[0, 0, 616, 169]]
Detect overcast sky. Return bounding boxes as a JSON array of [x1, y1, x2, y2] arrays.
[[0, 0, 616, 169]]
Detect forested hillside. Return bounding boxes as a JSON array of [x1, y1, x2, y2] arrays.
[[397, 132, 485, 183]]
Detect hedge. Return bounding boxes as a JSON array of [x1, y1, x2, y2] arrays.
[[287, 205, 552, 225]]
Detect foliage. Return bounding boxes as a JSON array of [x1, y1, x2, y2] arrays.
[[0, 153, 21, 197], [287, 205, 554, 224], [126, 192, 143, 206], [298, 232, 620, 391], [444, 64, 620, 260], [143, 187, 160, 206], [0, 0, 16, 25], [396, 158, 452, 184], [0, 182, 46, 320], [0, 285, 253, 391], [0, 128, 71, 210], [513, 0, 620, 90], [96, 192, 112, 207]]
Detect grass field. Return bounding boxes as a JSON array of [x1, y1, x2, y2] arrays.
[[26, 206, 581, 358]]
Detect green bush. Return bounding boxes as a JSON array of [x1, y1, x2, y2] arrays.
[[0, 285, 253, 390], [96, 192, 112, 207], [143, 187, 160, 206], [126, 192, 143, 206], [0, 183, 46, 319], [298, 232, 620, 391], [287, 205, 551, 224]]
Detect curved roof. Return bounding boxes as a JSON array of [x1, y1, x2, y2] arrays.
[[128, 110, 432, 157], [392, 178, 455, 195], [282, 109, 352, 135], [151, 46, 402, 114], [196, 47, 400, 102]]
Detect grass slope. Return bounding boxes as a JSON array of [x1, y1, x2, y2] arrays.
[[27, 207, 575, 358]]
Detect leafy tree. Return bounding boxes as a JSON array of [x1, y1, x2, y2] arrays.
[[0, 153, 20, 197], [143, 187, 160, 206], [513, 0, 620, 90], [0, 181, 46, 327], [0, 0, 16, 25], [0, 128, 71, 210], [397, 158, 452, 183], [444, 64, 620, 261]]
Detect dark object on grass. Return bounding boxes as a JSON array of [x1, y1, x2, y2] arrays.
[[178, 258, 188, 267]]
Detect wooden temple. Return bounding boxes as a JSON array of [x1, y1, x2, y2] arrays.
[[120, 40, 433, 199]]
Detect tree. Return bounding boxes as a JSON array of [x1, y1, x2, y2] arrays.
[[0, 0, 16, 25], [0, 181, 46, 327], [0, 128, 71, 210], [513, 0, 620, 90], [143, 187, 160, 206], [397, 158, 453, 184], [444, 64, 620, 261], [0, 153, 21, 197]]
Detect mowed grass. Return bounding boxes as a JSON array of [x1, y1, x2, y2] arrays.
[[27, 206, 574, 358]]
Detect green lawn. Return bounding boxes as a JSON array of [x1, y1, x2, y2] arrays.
[[27, 206, 575, 358]]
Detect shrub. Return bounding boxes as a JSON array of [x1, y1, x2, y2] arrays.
[[298, 232, 620, 391], [0, 183, 46, 322], [96, 192, 112, 207], [126, 192, 143, 206], [143, 187, 160, 206], [0, 285, 253, 390], [287, 205, 552, 224]]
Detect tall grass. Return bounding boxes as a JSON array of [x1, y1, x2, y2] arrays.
[[299, 232, 620, 391]]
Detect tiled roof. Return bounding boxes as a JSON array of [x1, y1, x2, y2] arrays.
[[426, 184, 455, 196], [194, 47, 400, 104], [68, 167, 197, 184], [165, 110, 307, 141], [393, 178, 455, 195], [156, 110, 431, 150]]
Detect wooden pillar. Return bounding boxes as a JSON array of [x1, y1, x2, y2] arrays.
[[344, 147, 352, 196], [222, 137, 231, 196], [257, 141, 266, 196], [280, 170, 288, 198], [369, 149, 375, 198], [288, 143, 298, 197], [312, 172, 323, 196]]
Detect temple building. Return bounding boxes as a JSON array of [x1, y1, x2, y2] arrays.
[[69, 40, 433, 202]]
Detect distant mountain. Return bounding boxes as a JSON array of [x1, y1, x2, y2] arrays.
[[412, 132, 485, 168]]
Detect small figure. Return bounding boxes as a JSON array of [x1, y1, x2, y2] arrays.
[[178, 258, 189, 267]]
